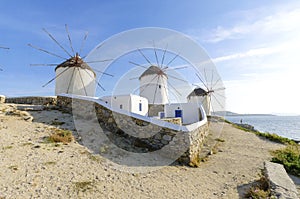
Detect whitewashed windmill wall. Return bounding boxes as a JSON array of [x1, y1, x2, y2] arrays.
[[187, 87, 211, 115], [55, 55, 96, 96], [139, 66, 169, 105]]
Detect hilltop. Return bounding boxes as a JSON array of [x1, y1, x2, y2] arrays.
[[1, 103, 297, 198]]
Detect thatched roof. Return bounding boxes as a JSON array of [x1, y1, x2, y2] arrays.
[[187, 87, 207, 98], [55, 56, 96, 77], [139, 65, 167, 80]]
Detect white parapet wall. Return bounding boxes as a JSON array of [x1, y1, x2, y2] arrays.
[[57, 94, 209, 166]]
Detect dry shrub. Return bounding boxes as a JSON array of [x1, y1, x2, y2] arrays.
[[46, 129, 74, 144], [245, 175, 276, 199]]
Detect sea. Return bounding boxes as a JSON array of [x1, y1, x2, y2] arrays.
[[225, 115, 300, 142]]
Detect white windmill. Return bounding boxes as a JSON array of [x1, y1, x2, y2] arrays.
[[188, 72, 226, 116], [139, 65, 169, 105], [29, 25, 112, 96]]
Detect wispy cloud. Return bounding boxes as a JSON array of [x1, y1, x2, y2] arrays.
[[204, 7, 300, 43], [212, 47, 280, 63]]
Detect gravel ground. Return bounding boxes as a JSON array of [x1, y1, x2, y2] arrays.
[[0, 103, 293, 199]]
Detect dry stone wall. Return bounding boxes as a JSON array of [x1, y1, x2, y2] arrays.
[[5, 96, 57, 105], [57, 95, 209, 166]]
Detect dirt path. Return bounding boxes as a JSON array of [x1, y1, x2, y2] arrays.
[[0, 104, 289, 198]]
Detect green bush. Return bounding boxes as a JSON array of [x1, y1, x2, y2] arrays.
[[255, 132, 296, 145], [271, 144, 300, 176]]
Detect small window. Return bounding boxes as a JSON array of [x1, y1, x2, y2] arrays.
[[158, 85, 161, 89], [139, 103, 142, 111], [120, 104, 123, 109]]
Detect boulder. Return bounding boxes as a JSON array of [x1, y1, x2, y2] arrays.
[[0, 95, 5, 103], [264, 161, 298, 198]]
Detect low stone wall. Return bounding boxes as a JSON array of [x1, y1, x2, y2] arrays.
[[162, 117, 182, 125], [57, 95, 209, 166], [5, 96, 57, 106], [264, 161, 299, 198]]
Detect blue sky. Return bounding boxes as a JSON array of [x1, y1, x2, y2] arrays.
[[0, 0, 300, 114]]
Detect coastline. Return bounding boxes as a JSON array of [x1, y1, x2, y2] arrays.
[[225, 115, 300, 142], [0, 103, 298, 198]]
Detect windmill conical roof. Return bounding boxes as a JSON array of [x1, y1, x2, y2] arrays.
[[55, 56, 96, 77], [139, 65, 167, 80], [187, 87, 207, 98]]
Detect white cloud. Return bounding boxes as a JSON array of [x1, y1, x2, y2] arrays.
[[212, 47, 280, 63], [205, 8, 300, 43], [224, 69, 300, 114]]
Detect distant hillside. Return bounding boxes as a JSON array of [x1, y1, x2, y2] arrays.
[[214, 111, 276, 117]]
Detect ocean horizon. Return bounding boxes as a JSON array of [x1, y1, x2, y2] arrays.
[[225, 115, 300, 141]]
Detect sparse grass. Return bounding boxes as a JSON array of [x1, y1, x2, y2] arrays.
[[215, 138, 225, 142], [44, 129, 74, 144], [232, 123, 296, 145], [244, 175, 276, 199], [88, 153, 102, 163], [255, 132, 296, 145], [189, 155, 201, 167], [80, 150, 103, 163], [74, 181, 94, 192], [2, 146, 13, 150], [22, 142, 33, 146], [8, 165, 18, 171], [271, 144, 300, 177], [50, 120, 65, 126], [44, 161, 56, 165]]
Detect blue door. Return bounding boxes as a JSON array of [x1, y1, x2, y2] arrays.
[[175, 110, 182, 118]]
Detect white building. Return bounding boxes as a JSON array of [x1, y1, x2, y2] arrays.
[[164, 102, 206, 125], [187, 87, 211, 115], [100, 94, 148, 116], [55, 55, 96, 96], [139, 65, 169, 105]]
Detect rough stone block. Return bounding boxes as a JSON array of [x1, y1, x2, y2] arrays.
[[264, 161, 298, 199], [0, 95, 5, 103]]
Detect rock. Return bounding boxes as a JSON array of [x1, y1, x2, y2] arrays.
[[16, 105, 44, 111], [162, 135, 172, 141], [23, 116, 33, 122], [264, 161, 298, 199], [0, 95, 5, 103]]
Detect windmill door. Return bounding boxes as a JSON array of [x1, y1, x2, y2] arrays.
[[175, 110, 182, 118]]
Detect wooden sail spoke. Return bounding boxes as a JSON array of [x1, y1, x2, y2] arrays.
[[65, 24, 75, 55], [137, 48, 152, 65], [43, 28, 72, 57], [28, 44, 67, 60], [42, 67, 71, 87]]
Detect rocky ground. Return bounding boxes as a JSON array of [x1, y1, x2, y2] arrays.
[[0, 103, 299, 198]]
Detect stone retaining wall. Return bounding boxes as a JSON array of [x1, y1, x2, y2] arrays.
[[5, 96, 57, 105], [57, 95, 209, 166]]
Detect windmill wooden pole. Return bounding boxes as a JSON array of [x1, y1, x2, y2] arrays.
[[0, 46, 9, 71]]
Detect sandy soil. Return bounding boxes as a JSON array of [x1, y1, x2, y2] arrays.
[[0, 103, 297, 198]]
